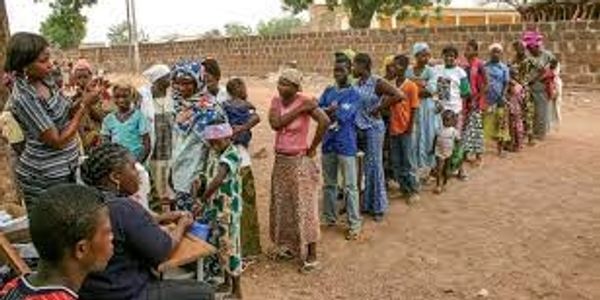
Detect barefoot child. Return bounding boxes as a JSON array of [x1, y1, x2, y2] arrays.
[[433, 110, 461, 194], [507, 68, 525, 152], [198, 122, 244, 299], [223, 78, 262, 257], [484, 43, 511, 157]]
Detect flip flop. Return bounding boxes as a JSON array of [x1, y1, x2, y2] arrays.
[[299, 261, 321, 274]]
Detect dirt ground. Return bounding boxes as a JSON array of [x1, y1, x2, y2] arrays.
[[237, 78, 600, 300]]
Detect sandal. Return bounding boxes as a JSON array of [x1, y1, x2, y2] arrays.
[[299, 260, 321, 274], [345, 230, 360, 241], [270, 249, 294, 261]]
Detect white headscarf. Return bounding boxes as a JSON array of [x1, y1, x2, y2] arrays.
[[142, 64, 170, 84]]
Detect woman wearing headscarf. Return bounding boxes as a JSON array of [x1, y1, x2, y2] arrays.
[[511, 40, 535, 145], [521, 30, 556, 141], [5, 32, 101, 211], [405, 43, 440, 181], [268, 68, 330, 273], [170, 60, 227, 213], [141, 64, 174, 205], [353, 53, 405, 220]]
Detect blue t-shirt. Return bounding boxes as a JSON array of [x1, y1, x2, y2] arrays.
[[101, 109, 149, 161], [318, 85, 360, 156], [484, 61, 510, 106], [79, 193, 172, 300], [223, 100, 254, 147]]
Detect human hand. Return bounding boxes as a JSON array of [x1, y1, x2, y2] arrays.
[[177, 211, 194, 228], [82, 79, 102, 107]]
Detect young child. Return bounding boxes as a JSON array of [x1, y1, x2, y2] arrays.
[[197, 122, 243, 299], [101, 80, 152, 208], [433, 110, 461, 194], [507, 67, 525, 151], [101, 81, 151, 164], [0, 184, 113, 300], [435, 45, 470, 179], [484, 43, 511, 157], [223, 78, 262, 256]]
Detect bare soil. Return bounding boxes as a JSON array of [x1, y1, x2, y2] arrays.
[[238, 79, 600, 300]]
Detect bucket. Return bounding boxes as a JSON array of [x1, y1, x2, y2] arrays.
[[189, 221, 211, 241]]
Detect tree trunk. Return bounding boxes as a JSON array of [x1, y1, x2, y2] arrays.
[[0, 0, 22, 206]]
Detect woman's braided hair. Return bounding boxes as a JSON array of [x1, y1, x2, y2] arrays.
[[81, 143, 131, 188]]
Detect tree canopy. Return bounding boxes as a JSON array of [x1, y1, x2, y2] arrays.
[[282, 0, 448, 29], [36, 0, 98, 48], [224, 22, 253, 37], [107, 21, 149, 45], [256, 16, 305, 36]]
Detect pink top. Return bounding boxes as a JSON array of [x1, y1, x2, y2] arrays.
[[270, 93, 311, 155]]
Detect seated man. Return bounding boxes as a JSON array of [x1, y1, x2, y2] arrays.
[[0, 184, 114, 300]]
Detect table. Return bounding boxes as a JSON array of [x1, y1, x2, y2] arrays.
[[157, 233, 216, 281]]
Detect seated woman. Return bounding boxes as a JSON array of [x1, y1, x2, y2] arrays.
[[78, 143, 214, 300]]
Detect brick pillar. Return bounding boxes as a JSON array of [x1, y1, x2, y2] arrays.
[[0, 0, 22, 206]]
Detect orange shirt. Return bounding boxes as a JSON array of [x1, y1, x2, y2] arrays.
[[389, 78, 420, 135]]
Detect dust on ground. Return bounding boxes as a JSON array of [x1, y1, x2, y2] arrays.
[[238, 78, 600, 300]]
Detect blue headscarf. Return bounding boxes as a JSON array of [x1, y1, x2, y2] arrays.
[[412, 42, 430, 57], [171, 60, 206, 93], [171, 59, 226, 135]]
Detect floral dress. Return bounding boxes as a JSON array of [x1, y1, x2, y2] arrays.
[[202, 144, 243, 278]]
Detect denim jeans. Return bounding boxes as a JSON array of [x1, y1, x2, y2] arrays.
[[322, 153, 362, 232], [390, 133, 420, 195]]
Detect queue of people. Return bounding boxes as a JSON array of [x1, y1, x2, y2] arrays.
[[0, 29, 561, 300]]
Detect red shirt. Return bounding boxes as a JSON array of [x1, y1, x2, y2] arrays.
[[0, 276, 77, 300]]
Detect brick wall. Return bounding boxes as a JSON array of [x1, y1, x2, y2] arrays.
[[67, 21, 600, 86]]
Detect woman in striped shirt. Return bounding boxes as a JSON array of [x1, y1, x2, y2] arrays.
[[5, 32, 101, 211]]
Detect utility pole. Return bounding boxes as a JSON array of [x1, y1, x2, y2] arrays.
[[130, 0, 140, 73], [125, 0, 133, 71]]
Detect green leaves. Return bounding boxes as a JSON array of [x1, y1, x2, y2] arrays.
[[256, 16, 305, 36], [36, 0, 98, 49]]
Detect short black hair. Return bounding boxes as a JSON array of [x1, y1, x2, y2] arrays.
[[4, 32, 49, 73], [442, 45, 459, 57], [466, 39, 479, 51], [80, 143, 132, 188], [30, 184, 106, 263], [226, 77, 245, 96], [393, 54, 410, 68], [354, 53, 372, 70], [202, 58, 221, 80]]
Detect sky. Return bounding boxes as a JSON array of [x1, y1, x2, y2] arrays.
[[6, 0, 484, 43], [6, 0, 288, 43]]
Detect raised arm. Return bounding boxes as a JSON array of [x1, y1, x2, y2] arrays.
[[375, 78, 406, 112]]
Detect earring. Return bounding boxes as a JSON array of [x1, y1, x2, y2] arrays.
[[115, 180, 121, 193]]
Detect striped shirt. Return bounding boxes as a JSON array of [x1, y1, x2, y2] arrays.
[[0, 276, 78, 300], [10, 77, 79, 204], [354, 75, 384, 130]]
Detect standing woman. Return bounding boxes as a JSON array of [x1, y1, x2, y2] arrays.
[[269, 68, 330, 273], [461, 40, 486, 165], [406, 43, 440, 181], [353, 53, 404, 221], [5, 32, 100, 210], [522, 30, 556, 141], [511, 40, 535, 145]]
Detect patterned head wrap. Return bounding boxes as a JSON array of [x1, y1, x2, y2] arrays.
[[202, 123, 233, 140], [143, 64, 170, 84], [521, 30, 543, 48], [279, 68, 303, 87], [72, 59, 93, 74], [171, 60, 205, 93], [412, 42, 430, 57]]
